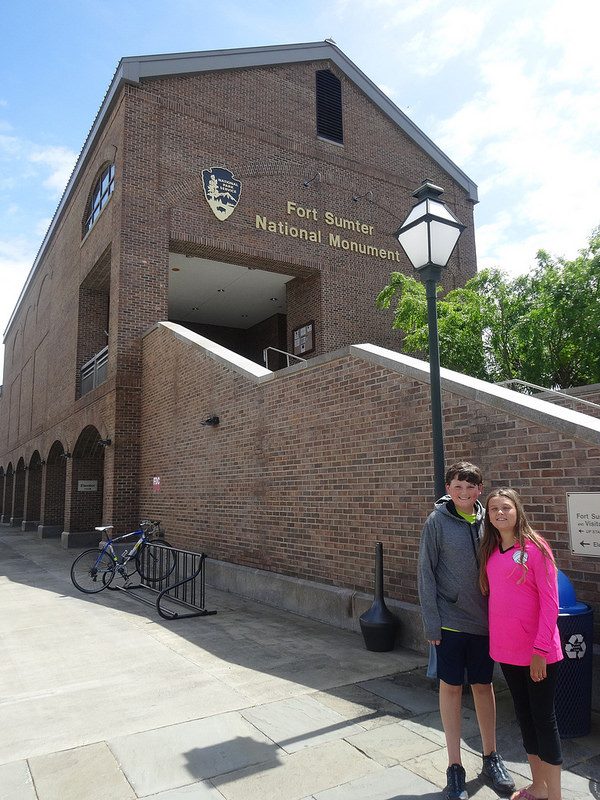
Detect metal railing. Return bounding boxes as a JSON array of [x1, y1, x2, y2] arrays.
[[80, 346, 108, 395], [263, 346, 307, 370], [116, 542, 216, 620], [496, 379, 600, 411]]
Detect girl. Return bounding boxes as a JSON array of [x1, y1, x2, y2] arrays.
[[480, 488, 563, 800]]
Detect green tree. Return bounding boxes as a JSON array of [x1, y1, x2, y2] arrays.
[[377, 228, 600, 389]]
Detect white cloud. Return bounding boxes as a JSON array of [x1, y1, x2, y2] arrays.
[[0, 237, 38, 377], [0, 137, 76, 371], [380, 0, 441, 27], [543, 0, 600, 84], [0, 133, 77, 197], [428, 0, 600, 275], [29, 145, 78, 197], [35, 217, 53, 239], [0, 129, 76, 378], [403, 6, 490, 77]]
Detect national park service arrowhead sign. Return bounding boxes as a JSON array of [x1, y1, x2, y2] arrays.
[[202, 167, 242, 221]]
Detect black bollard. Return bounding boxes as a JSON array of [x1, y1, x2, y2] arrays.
[[359, 541, 398, 651]]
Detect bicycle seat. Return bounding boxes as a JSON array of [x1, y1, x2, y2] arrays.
[[95, 525, 114, 532]]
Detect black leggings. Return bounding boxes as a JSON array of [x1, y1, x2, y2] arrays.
[[501, 661, 562, 766]]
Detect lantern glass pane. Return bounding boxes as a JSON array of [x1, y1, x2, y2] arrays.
[[430, 220, 461, 266], [403, 202, 427, 226], [427, 198, 459, 223], [397, 220, 430, 269]]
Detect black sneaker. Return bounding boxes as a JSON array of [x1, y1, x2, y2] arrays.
[[481, 751, 515, 796], [445, 763, 468, 800]]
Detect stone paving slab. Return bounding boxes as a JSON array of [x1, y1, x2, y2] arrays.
[[357, 674, 441, 716], [241, 694, 366, 753], [309, 762, 441, 799], [1, 528, 600, 799], [311, 682, 419, 730], [210, 738, 382, 800], [139, 784, 224, 799], [0, 761, 37, 800], [109, 711, 280, 797], [345, 720, 441, 767], [27, 743, 135, 800]]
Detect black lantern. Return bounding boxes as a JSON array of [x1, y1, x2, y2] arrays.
[[395, 180, 466, 499]]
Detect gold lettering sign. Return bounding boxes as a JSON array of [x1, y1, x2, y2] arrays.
[[254, 201, 401, 263]]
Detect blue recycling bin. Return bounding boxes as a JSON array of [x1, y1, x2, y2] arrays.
[[555, 571, 593, 738]]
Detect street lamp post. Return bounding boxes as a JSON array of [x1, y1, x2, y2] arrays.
[[394, 180, 466, 499]]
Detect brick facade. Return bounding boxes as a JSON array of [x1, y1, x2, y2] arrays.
[[2, 43, 598, 640]]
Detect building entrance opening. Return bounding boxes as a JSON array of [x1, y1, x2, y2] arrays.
[[168, 253, 294, 367]]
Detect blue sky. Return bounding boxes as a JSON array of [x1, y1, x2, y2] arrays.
[[1, 0, 599, 373]]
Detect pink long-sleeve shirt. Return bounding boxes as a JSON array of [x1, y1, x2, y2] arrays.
[[486, 540, 563, 666]]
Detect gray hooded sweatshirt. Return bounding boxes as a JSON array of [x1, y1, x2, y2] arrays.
[[417, 495, 488, 642]]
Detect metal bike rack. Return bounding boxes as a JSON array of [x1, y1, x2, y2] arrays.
[[115, 543, 217, 620]]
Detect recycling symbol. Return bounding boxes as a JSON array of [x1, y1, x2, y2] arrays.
[[565, 633, 586, 659]]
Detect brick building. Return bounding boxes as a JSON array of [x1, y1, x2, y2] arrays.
[[2, 41, 599, 643]]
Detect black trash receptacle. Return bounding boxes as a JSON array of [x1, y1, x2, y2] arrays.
[[555, 570, 594, 739]]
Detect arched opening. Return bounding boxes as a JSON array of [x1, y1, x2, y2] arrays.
[[22, 451, 43, 531], [39, 442, 68, 538], [12, 458, 26, 527], [0, 466, 6, 520], [2, 463, 14, 523], [68, 426, 106, 533]]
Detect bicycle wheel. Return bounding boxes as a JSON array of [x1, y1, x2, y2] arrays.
[[71, 549, 116, 593], [136, 539, 175, 583]]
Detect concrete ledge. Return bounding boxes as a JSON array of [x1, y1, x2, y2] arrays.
[[61, 530, 102, 549], [21, 520, 39, 532], [206, 558, 427, 655], [351, 343, 600, 445], [37, 525, 63, 539], [154, 322, 275, 384]]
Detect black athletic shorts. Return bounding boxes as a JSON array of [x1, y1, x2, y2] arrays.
[[436, 629, 494, 685]]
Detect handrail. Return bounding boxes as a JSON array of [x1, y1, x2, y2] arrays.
[[80, 345, 109, 395], [263, 346, 307, 370], [496, 379, 600, 411]]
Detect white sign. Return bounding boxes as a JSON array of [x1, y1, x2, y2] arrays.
[[567, 493, 600, 556], [78, 480, 98, 492]]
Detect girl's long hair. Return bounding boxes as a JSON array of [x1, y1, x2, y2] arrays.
[[479, 487, 556, 595]]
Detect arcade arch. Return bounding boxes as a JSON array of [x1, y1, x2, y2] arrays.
[[1, 426, 108, 538]]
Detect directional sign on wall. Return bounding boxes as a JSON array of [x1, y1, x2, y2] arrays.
[[567, 493, 600, 556]]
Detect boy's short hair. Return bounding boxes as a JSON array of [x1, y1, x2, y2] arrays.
[[445, 461, 483, 486]]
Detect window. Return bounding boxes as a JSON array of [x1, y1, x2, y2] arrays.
[[316, 70, 343, 145], [83, 163, 114, 235]]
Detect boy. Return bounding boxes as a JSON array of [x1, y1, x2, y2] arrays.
[[417, 461, 515, 800]]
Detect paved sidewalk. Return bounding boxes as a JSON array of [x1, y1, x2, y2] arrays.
[[0, 527, 598, 800]]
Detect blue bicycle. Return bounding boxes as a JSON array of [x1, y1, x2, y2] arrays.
[[70, 520, 174, 594]]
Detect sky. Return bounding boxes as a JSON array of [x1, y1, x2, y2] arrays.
[[1, 0, 599, 375]]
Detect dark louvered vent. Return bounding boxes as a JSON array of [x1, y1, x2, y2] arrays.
[[316, 70, 343, 145]]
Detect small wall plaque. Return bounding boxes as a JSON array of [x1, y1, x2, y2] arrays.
[[293, 321, 315, 356], [78, 480, 98, 492]]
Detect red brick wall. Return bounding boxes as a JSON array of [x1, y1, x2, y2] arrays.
[[0, 57, 476, 528], [139, 324, 600, 636], [147, 59, 476, 355]]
